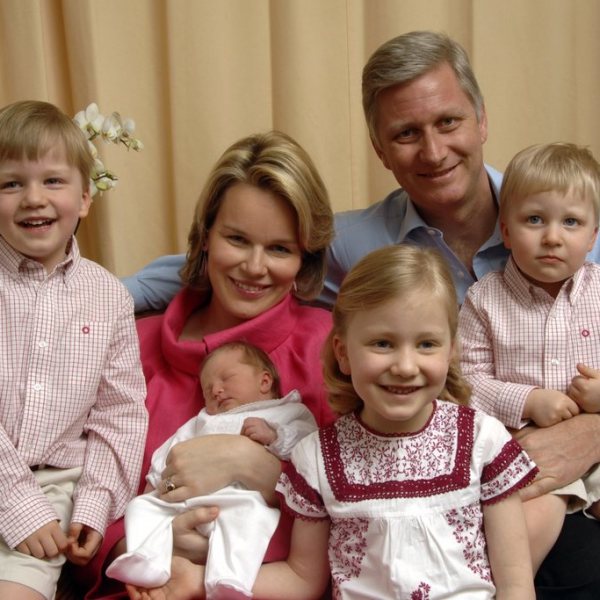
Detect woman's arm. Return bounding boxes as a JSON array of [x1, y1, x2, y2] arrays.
[[515, 413, 600, 502], [252, 518, 330, 600], [159, 435, 282, 505], [484, 494, 535, 600]]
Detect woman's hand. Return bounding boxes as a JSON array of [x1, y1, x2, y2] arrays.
[[125, 556, 205, 600], [158, 434, 281, 505], [172, 507, 218, 563]]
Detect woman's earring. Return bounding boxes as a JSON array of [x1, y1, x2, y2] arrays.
[[292, 280, 298, 292]]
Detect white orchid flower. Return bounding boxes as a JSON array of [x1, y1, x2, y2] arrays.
[[122, 117, 136, 136], [93, 157, 106, 174], [74, 102, 143, 196], [129, 138, 144, 151], [95, 176, 117, 192], [102, 114, 122, 142], [74, 110, 87, 130], [85, 103, 99, 121]]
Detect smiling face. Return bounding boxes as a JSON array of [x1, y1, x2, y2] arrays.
[[201, 347, 274, 415], [501, 189, 598, 297], [203, 183, 303, 331], [372, 62, 488, 221], [0, 143, 91, 272], [333, 290, 454, 434]]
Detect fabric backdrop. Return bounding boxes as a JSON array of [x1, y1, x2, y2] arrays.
[[1, 0, 599, 277]]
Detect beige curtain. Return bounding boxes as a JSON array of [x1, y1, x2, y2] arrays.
[[1, 0, 599, 277]]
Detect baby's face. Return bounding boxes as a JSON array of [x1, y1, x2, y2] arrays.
[[201, 348, 273, 415]]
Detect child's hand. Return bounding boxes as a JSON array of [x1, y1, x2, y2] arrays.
[[241, 417, 277, 446], [569, 363, 600, 413], [65, 522, 102, 565], [524, 388, 580, 427], [15, 520, 69, 559]]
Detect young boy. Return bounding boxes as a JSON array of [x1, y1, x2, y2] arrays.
[[458, 142, 600, 573], [0, 100, 148, 599], [106, 341, 317, 599]]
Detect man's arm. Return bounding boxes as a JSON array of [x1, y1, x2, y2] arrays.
[[122, 254, 186, 313], [515, 413, 600, 501]]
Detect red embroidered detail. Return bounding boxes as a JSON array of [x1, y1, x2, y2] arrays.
[[445, 502, 492, 582], [582, 329, 590, 337], [411, 582, 431, 599], [277, 469, 326, 520], [81, 325, 90, 334], [481, 440, 538, 505], [330, 517, 369, 591], [320, 402, 475, 502]]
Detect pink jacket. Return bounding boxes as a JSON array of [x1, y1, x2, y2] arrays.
[[76, 288, 334, 598]]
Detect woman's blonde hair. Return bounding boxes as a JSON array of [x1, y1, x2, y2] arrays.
[[0, 100, 93, 188], [181, 131, 333, 301], [323, 244, 470, 415], [500, 142, 600, 223]]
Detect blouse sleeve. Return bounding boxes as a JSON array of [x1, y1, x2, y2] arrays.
[[477, 412, 538, 505], [276, 433, 328, 521]]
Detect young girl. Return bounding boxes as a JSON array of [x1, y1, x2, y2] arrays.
[[252, 245, 538, 600]]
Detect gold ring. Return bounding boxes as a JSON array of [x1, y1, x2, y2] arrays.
[[165, 477, 176, 493]]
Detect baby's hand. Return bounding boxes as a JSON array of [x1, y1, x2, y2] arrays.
[[569, 363, 600, 413], [65, 522, 102, 565], [524, 388, 580, 427], [15, 520, 69, 559], [241, 417, 277, 446]]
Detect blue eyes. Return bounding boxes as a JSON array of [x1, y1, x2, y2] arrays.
[[526, 216, 580, 227]]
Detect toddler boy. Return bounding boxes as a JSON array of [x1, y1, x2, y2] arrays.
[[459, 142, 600, 573]]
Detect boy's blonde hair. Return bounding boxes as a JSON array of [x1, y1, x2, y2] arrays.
[[323, 245, 470, 415], [201, 341, 281, 398], [181, 131, 334, 301], [0, 100, 93, 188], [500, 142, 600, 222]]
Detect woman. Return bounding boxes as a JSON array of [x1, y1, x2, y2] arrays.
[[76, 131, 335, 598]]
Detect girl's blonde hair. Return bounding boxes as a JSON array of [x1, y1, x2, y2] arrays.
[[323, 245, 471, 415], [181, 131, 333, 301]]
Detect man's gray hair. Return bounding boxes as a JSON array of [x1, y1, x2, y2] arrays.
[[362, 30, 484, 143]]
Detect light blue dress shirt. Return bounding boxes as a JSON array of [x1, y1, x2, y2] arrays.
[[124, 164, 600, 312]]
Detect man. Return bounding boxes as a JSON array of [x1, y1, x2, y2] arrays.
[[126, 31, 600, 598]]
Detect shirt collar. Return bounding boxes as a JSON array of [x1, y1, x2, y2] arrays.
[[161, 288, 299, 375], [0, 235, 79, 281], [503, 255, 585, 304], [396, 164, 503, 247]]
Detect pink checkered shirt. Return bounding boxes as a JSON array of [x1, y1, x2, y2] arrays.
[[459, 257, 600, 430], [0, 236, 148, 547]]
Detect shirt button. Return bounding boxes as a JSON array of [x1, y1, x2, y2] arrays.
[[32, 383, 43, 392], [551, 358, 560, 367], [38, 340, 48, 348], [427, 229, 436, 236]]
